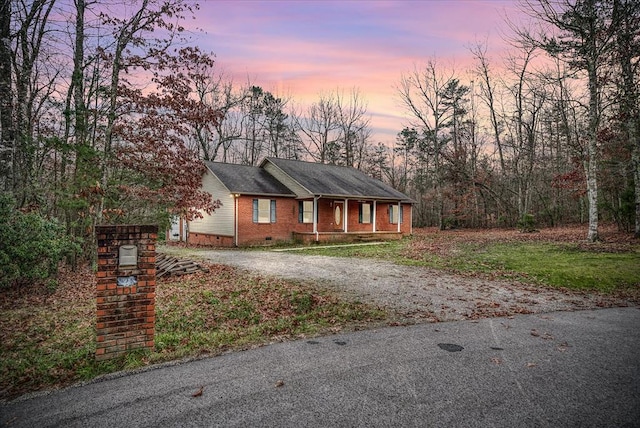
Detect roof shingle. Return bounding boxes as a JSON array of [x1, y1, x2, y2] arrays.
[[263, 157, 410, 201], [205, 161, 295, 196]]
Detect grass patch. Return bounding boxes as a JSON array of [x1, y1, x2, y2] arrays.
[[470, 243, 640, 291], [0, 264, 387, 400], [299, 233, 640, 292], [297, 241, 406, 260]]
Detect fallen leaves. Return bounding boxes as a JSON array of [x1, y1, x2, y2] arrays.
[[192, 386, 204, 397], [275, 380, 285, 388], [530, 329, 554, 340], [409, 225, 638, 256]]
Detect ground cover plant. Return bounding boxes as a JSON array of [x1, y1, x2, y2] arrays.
[[301, 225, 640, 293], [0, 264, 386, 400]]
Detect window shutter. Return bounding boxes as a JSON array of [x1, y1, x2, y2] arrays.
[[270, 200, 277, 223], [358, 204, 363, 223], [388, 205, 392, 224], [252, 199, 258, 223], [298, 201, 303, 223], [400, 205, 404, 224]]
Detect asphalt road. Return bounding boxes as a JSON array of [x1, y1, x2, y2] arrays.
[[2, 307, 639, 427]]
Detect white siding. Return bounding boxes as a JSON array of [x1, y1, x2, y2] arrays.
[[263, 161, 311, 197], [189, 171, 235, 236]]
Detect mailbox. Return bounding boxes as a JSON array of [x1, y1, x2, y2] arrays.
[[119, 245, 138, 267]]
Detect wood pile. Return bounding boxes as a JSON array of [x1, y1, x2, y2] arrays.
[[156, 253, 209, 278]]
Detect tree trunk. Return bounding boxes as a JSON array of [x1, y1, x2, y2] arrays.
[[614, 0, 640, 237], [0, 0, 12, 190], [633, 143, 640, 238], [586, 63, 599, 242]]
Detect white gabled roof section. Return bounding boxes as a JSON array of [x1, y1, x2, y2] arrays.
[[262, 159, 313, 198]]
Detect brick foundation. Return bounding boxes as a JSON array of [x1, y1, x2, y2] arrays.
[[95, 225, 157, 361]]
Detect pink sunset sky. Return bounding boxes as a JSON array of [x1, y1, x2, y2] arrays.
[[191, 0, 524, 144]]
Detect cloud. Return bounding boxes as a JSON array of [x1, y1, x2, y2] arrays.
[[192, 0, 521, 143]]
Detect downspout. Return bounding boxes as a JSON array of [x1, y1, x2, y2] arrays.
[[344, 198, 348, 233]]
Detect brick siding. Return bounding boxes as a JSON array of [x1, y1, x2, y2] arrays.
[[95, 225, 157, 361]]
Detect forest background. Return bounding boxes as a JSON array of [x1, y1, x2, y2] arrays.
[[0, 0, 638, 286]]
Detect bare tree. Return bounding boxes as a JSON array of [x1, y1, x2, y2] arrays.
[[397, 59, 457, 229], [294, 91, 341, 164], [335, 88, 371, 168], [503, 41, 547, 220], [611, 0, 640, 237], [517, 0, 619, 241], [7, 0, 58, 205], [0, 0, 12, 189], [189, 63, 240, 162], [470, 40, 507, 174]]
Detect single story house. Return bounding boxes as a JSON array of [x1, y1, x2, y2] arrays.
[[184, 157, 413, 246]]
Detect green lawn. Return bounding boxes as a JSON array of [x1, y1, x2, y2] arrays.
[[299, 239, 640, 292], [465, 243, 639, 291]]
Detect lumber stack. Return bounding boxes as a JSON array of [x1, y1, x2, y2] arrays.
[[156, 253, 209, 278]]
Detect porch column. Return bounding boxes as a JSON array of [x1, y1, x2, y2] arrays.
[[372, 200, 377, 232], [343, 198, 348, 233], [313, 196, 319, 241], [234, 195, 239, 246], [410, 203, 413, 234], [397, 202, 401, 233]]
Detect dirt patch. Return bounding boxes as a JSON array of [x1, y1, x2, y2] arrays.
[[171, 246, 637, 323]]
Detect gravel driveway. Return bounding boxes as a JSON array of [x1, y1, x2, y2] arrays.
[[166, 248, 636, 322]]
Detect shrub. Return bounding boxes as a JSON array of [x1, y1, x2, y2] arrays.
[[0, 194, 81, 288], [518, 213, 537, 233]]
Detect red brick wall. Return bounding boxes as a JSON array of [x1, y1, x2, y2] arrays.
[[315, 199, 338, 231], [188, 197, 412, 247], [236, 196, 299, 246], [95, 225, 157, 361], [345, 200, 374, 233], [375, 202, 412, 233], [188, 232, 235, 247]]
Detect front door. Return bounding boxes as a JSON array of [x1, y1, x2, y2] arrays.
[[334, 202, 344, 231]]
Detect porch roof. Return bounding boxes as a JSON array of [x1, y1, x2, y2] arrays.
[[205, 161, 295, 197], [263, 157, 412, 202]]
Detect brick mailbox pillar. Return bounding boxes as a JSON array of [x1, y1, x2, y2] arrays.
[[95, 225, 158, 361]]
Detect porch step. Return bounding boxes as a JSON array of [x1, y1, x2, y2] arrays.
[[356, 235, 379, 242]]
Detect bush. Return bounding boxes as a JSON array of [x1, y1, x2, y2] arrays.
[[518, 213, 537, 233], [0, 194, 81, 288]]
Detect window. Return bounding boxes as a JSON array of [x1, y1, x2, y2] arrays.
[[253, 199, 276, 223], [359, 203, 371, 224], [298, 200, 315, 223], [389, 205, 404, 224]]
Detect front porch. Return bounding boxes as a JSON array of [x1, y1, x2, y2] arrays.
[[292, 231, 404, 245]]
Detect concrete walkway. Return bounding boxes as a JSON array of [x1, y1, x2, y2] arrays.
[[2, 307, 639, 427]]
